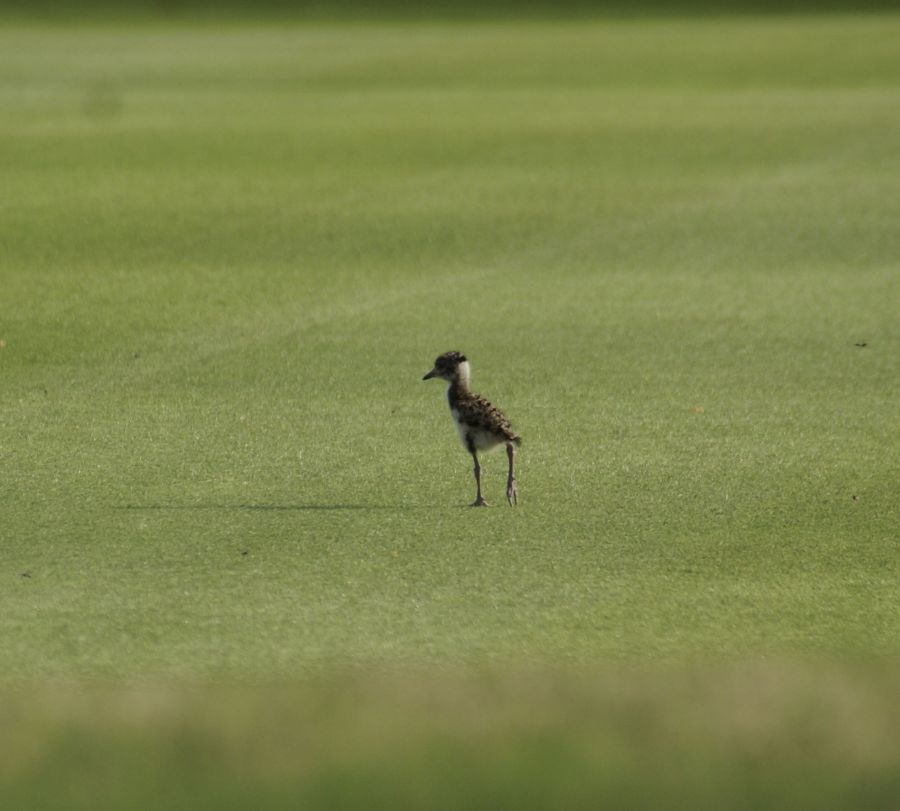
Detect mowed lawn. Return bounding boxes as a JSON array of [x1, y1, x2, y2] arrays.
[[1, 12, 898, 808]]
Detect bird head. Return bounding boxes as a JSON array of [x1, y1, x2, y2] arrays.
[[423, 351, 469, 383]]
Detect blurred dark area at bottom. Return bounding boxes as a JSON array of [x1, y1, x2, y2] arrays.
[[2, 0, 900, 23]]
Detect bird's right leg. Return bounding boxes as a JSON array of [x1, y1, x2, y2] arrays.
[[506, 442, 517, 506], [469, 449, 488, 507]]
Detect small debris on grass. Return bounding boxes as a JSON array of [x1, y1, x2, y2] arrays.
[[851, 495, 860, 502], [20, 572, 31, 578], [240, 550, 249, 556], [691, 405, 705, 414], [854, 342, 868, 348], [133, 351, 142, 359]]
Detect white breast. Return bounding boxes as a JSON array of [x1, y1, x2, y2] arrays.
[[450, 408, 469, 447]]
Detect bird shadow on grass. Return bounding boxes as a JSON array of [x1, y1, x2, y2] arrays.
[[115, 503, 410, 512]]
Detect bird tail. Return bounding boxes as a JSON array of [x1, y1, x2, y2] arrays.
[[512, 435, 522, 447]]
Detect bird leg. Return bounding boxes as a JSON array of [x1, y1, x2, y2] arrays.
[[506, 442, 517, 506], [470, 451, 488, 507]]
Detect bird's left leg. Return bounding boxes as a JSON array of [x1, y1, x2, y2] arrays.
[[506, 442, 518, 506], [470, 450, 488, 507]]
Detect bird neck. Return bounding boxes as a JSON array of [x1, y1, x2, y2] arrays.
[[447, 366, 472, 408], [454, 361, 471, 388]]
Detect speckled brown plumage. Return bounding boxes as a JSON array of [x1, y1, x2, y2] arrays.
[[449, 386, 521, 449]]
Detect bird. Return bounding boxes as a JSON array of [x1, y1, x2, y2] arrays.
[[423, 351, 521, 506]]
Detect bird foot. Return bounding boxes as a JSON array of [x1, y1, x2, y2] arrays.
[[506, 477, 518, 506], [471, 496, 490, 507]]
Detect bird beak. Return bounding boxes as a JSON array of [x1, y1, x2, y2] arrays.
[[423, 367, 437, 381]]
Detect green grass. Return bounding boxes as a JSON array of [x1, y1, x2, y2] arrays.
[[1, 664, 898, 810], [1, 12, 898, 807]]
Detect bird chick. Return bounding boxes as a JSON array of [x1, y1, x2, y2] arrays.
[[423, 351, 520, 506]]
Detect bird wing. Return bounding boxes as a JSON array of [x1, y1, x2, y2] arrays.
[[455, 393, 520, 442]]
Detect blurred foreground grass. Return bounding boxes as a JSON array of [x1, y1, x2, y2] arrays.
[[1, 662, 898, 810]]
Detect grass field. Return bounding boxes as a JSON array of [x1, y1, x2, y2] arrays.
[[1, 9, 898, 808]]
